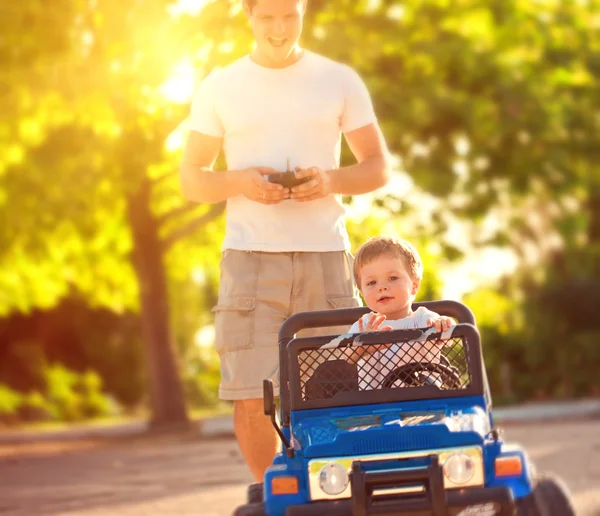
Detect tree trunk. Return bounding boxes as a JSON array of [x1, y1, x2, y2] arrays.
[[126, 177, 189, 428], [588, 184, 600, 277]]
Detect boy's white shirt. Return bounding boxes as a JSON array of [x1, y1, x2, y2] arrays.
[[349, 306, 444, 390], [348, 306, 438, 334], [188, 51, 377, 252]]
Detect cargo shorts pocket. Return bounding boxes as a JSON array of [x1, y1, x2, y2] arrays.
[[211, 296, 256, 355], [320, 251, 359, 299], [327, 296, 361, 310]]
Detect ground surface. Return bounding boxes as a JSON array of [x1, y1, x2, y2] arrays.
[[1, 419, 599, 516]]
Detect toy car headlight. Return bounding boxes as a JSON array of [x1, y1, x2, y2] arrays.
[[443, 452, 475, 485], [318, 462, 349, 495]]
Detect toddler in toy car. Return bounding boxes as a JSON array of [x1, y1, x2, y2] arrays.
[[328, 236, 456, 389]]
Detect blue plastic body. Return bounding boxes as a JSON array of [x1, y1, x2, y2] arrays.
[[262, 394, 534, 516]]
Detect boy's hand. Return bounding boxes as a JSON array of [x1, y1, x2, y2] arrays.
[[426, 316, 455, 332], [347, 312, 393, 362], [358, 312, 393, 333], [289, 166, 331, 202]]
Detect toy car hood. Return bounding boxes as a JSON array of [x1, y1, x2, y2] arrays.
[[292, 405, 491, 458]]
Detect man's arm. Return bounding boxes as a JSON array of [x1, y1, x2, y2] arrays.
[[180, 131, 286, 204], [330, 122, 391, 195], [289, 122, 391, 201]]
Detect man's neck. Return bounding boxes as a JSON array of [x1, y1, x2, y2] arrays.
[[250, 46, 304, 69]]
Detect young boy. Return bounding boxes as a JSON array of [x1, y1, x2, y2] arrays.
[[351, 235, 454, 334], [328, 236, 455, 389]]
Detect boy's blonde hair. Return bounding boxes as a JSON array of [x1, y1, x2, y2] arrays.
[[353, 236, 424, 287]]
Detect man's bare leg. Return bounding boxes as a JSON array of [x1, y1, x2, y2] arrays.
[[234, 398, 279, 482]]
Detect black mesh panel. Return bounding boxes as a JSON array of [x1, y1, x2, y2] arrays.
[[297, 335, 470, 402]]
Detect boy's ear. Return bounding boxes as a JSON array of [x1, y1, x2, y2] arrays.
[[411, 278, 421, 295], [242, 0, 252, 17]]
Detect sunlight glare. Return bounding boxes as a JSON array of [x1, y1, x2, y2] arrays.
[[218, 41, 235, 54], [366, 0, 381, 13], [454, 136, 470, 156], [195, 325, 215, 349], [386, 5, 405, 20], [192, 267, 206, 285], [167, 0, 214, 17], [161, 59, 197, 104], [165, 125, 186, 152], [346, 171, 412, 223], [441, 247, 518, 299]]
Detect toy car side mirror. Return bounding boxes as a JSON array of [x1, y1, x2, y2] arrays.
[[263, 379, 275, 417], [263, 379, 294, 458]]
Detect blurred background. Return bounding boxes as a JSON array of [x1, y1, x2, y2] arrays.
[[1, 0, 599, 431]]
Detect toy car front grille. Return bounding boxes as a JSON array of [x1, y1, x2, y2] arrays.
[[296, 332, 471, 402]]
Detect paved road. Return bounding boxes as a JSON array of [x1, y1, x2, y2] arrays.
[[1, 419, 598, 516]]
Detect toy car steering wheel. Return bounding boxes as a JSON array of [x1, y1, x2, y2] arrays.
[[381, 362, 462, 390]]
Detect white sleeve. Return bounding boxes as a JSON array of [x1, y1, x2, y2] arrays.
[[188, 73, 224, 137], [348, 320, 361, 334], [414, 306, 439, 328], [340, 67, 377, 134], [320, 320, 361, 350], [349, 312, 373, 334]]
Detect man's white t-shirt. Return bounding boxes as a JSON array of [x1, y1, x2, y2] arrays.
[[188, 51, 377, 252]]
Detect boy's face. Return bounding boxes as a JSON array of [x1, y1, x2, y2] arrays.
[[359, 254, 420, 320], [244, 0, 305, 67]]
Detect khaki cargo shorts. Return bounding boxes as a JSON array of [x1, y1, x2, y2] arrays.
[[212, 250, 362, 400]]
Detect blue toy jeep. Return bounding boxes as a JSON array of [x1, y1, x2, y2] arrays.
[[234, 300, 575, 516]]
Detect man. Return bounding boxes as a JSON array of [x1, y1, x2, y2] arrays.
[[180, 0, 390, 481]]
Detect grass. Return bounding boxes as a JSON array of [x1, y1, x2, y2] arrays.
[[190, 403, 233, 420], [0, 403, 233, 435]]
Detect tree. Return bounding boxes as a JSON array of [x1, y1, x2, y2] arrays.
[[302, 1, 599, 256], [0, 0, 246, 425], [2, 0, 599, 420], [304, 0, 600, 401]]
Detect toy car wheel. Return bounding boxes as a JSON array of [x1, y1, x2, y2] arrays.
[[517, 475, 576, 516], [233, 502, 266, 516], [247, 482, 264, 504]]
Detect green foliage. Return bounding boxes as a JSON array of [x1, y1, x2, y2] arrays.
[[0, 365, 112, 424], [1, 0, 599, 416], [183, 365, 222, 409], [180, 324, 222, 409], [19, 391, 54, 422], [44, 365, 111, 421], [0, 339, 47, 392], [0, 384, 23, 417]]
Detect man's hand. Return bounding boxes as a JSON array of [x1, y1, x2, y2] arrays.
[[289, 166, 331, 202], [426, 316, 455, 332], [238, 167, 290, 204]]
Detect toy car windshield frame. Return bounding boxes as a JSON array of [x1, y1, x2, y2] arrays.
[[277, 300, 488, 427], [286, 323, 485, 411]]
